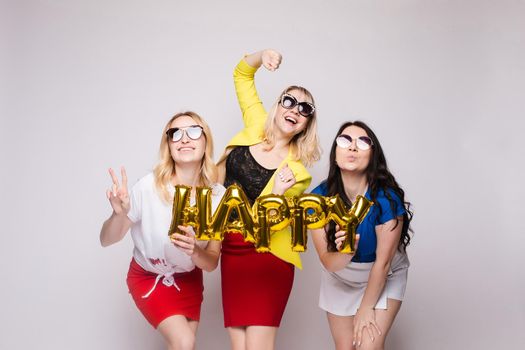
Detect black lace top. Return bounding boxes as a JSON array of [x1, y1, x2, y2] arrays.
[[224, 146, 277, 205]]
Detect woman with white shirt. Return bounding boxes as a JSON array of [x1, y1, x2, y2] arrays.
[[100, 111, 225, 350]]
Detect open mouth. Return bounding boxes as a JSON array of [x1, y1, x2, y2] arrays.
[[285, 116, 297, 125]]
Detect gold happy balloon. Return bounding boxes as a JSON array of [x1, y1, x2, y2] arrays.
[[167, 185, 373, 254]]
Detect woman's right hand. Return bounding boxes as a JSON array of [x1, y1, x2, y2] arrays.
[[335, 227, 360, 252], [106, 167, 130, 215], [171, 225, 198, 257], [261, 49, 282, 71]]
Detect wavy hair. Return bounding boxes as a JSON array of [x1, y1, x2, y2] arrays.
[[153, 111, 217, 203], [323, 121, 413, 252], [262, 85, 321, 167]]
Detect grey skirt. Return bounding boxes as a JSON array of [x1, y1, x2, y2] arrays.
[[319, 251, 409, 316]]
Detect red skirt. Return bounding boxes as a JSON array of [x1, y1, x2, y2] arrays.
[[126, 259, 203, 328], [221, 232, 294, 327]]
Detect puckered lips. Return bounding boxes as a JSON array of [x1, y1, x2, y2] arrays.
[[345, 155, 357, 162]]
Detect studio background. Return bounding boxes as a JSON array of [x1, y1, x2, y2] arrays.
[[1, 0, 524, 349]]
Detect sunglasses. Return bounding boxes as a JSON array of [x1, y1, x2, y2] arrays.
[[280, 93, 315, 117], [336, 134, 374, 151], [166, 125, 204, 142]]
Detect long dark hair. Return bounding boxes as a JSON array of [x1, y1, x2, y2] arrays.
[[323, 121, 413, 252]]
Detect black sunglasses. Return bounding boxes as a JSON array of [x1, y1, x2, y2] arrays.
[[336, 134, 374, 151], [166, 125, 204, 142], [280, 93, 315, 117]]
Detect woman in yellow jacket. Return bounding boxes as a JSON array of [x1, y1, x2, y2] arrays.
[[217, 49, 321, 349]]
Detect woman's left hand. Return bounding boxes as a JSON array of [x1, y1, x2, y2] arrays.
[[272, 163, 296, 195], [353, 307, 382, 347], [171, 225, 199, 257]]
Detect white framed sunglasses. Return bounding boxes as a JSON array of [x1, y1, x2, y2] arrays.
[[166, 125, 204, 142], [336, 134, 374, 151]]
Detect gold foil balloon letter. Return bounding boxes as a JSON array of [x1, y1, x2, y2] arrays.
[[254, 194, 290, 252], [194, 186, 213, 240], [328, 195, 373, 254], [168, 185, 192, 237], [210, 185, 257, 243], [290, 194, 327, 252]]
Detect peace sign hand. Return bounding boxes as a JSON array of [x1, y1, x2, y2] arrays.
[[106, 167, 130, 215]]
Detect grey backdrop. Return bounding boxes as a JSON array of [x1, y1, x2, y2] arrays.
[[2, 0, 524, 349]]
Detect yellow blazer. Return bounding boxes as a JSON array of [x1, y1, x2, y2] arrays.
[[223, 59, 312, 269]]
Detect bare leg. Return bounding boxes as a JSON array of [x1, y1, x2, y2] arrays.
[[157, 315, 198, 350], [227, 326, 247, 350], [245, 326, 277, 350], [226, 325, 278, 350], [359, 299, 402, 350], [327, 313, 355, 350]]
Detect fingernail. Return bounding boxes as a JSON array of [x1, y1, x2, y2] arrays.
[[352, 341, 355, 346]]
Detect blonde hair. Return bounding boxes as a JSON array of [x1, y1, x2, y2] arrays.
[[263, 85, 321, 166], [153, 111, 218, 203]]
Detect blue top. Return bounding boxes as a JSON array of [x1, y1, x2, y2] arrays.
[[311, 182, 405, 263]]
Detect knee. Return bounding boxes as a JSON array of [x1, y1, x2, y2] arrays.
[[359, 338, 384, 350], [167, 333, 195, 350], [245, 328, 276, 350], [181, 335, 196, 350]]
